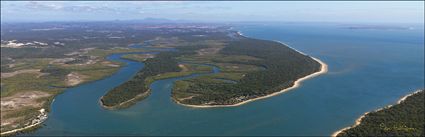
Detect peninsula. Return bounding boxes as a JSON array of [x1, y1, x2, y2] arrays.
[[100, 29, 326, 108], [1, 22, 326, 134], [334, 89, 424, 137]]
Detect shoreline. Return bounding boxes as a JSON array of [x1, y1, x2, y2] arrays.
[[331, 89, 423, 137], [174, 57, 327, 108], [1, 109, 47, 136], [0, 57, 124, 135], [99, 68, 214, 110], [99, 90, 150, 110], [173, 32, 328, 108], [0, 53, 128, 135]]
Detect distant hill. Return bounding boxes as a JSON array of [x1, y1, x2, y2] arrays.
[[119, 18, 193, 24]]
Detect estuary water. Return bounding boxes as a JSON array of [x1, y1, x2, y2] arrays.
[[30, 23, 424, 136]]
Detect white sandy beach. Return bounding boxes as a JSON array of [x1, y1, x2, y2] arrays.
[[1, 109, 47, 136]]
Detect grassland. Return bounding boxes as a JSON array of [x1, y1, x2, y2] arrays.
[[121, 54, 155, 62], [146, 64, 213, 83], [87, 48, 149, 58]]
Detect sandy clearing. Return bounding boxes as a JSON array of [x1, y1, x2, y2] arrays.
[[1, 91, 51, 135], [1, 91, 50, 111], [65, 72, 86, 86], [179, 64, 189, 72], [197, 46, 223, 56], [1, 69, 41, 79]]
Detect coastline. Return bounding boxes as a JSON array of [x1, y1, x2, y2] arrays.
[[173, 31, 328, 108], [0, 60, 124, 135], [1, 53, 129, 135], [0, 109, 47, 136], [99, 90, 150, 110], [174, 57, 327, 108], [331, 89, 423, 137]]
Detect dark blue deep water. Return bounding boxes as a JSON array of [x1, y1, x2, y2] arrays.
[[30, 23, 424, 136]]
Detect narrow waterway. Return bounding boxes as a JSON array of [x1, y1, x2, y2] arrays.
[[29, 48, 224, 136]]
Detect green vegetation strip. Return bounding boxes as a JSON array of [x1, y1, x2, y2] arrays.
[[337, 90, 424, 137]]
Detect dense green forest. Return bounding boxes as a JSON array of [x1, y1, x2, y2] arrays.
[[100, 52, 182, 107], [173, 38, 321, 105], [337, 89, 424, 137]]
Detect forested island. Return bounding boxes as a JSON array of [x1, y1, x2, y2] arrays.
[[100, 28, 325, 108], [335, 89, 424, 137]]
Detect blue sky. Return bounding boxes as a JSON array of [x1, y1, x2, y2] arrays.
[[1, 1, 424, 23]]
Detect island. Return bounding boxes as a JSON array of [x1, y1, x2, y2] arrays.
[[334, 89, 424, 137]]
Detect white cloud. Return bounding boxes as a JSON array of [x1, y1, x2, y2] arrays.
[[26, 1, 63, 10]]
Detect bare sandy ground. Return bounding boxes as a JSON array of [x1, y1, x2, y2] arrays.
[[101, 61, 120, 67], [1, 91, 50, 116], [178, 64, 189, 72], [197, 47, 223, 56], [1, 69, 41, 78], [65, 72, 86, 86], [49, 58, 75, 64], [1, 91, 51, 135]]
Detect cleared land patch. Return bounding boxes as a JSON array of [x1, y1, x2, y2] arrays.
[[1, 69, 41, 78], [1, 91, 50, 132], [65, 72, 86, 86]]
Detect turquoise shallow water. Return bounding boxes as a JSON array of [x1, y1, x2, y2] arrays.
[[29, 23, 424, 136]]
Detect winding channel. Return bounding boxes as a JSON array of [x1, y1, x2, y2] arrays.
[[29, 47, 221, 136]]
